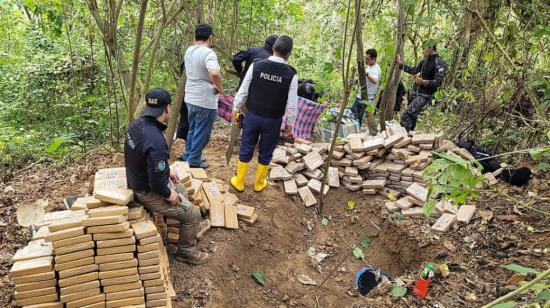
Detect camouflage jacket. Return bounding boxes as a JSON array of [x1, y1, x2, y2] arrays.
[[400, 54, 446, 96]]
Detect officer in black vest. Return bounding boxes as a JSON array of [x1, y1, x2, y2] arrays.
[[232, 35, 278, 86], [229, 36, 298, 193]]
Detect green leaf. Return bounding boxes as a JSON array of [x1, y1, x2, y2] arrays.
[[534, 291, 550, 301], [321, 218, 328, 225], [423, 199, 436, 217], [251, 270, 265, 286], [391, 285, 407, 298], [352, 247, 364, 259], [432, 151, 468, 168], [492, 302, 516, 308], [347, 200, 356, 210], [504, 264, 539, 274], [360, 236, 371, 248], [45, 137, 62, 154]]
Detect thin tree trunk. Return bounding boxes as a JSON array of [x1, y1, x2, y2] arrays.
[[319, 0, 357, 214], [127, 0, 149, 123], [165, 73, 186, 150], [230, 0, 238, 49], [196, 0, 205, 24], [379, 0, 406, 127], [354, 0, 376, 135]]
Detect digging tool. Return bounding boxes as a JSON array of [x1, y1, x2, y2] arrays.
[[16, 200, 46, 237], [226, 111, 243, 165]]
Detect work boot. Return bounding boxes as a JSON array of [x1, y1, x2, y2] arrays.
[[195, 219, 211, 240], [176, 222, 210, 265], [254, 163, 269, 192], [176, 249, 210, 265], [230, 160, 249, 192]]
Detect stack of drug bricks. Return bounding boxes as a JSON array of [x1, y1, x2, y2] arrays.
[[269, 122, 485, 233], [10, 167, 175, 308], [158, 161, 257, 252]]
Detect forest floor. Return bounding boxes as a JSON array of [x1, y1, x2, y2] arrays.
[[0, 122, 549, 307]]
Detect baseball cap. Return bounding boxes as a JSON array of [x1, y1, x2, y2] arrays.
[[195, 24, 214, 38], [143, 88, 171, 118]]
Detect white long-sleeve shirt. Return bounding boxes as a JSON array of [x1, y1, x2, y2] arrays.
[[232, 55, 298, 125]]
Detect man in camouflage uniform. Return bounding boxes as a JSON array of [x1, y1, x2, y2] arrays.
[[397, 39, 446, 131]]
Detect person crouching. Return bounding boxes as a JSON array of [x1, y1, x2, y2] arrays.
[[229, 36, 298, 192]]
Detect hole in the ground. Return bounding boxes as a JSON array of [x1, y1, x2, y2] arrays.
[[363, 222, 435, 278]]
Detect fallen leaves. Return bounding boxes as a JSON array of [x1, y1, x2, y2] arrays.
[[251, 270, 265, 286]]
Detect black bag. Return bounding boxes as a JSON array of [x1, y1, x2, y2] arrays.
[[456, 140, 500, 173], [501, 168, 532, 186]]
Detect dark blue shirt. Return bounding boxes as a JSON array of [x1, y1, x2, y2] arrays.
[[124, 116, 171, 198], [232, 46, 273, 82]]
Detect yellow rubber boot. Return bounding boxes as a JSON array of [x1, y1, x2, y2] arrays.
[[230, 160, 248, 192], [254, 163, 269, 192]]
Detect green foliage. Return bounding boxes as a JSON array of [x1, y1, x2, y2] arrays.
[[422, 152, 484, 216], [359, 236, 371, 248], [502, 264, 550, 307], [347, 200, 356, 210], [391, 285, 407, 298], [0, 1, 116, 171], [352, 247, 365, 259], [505, 264, 540, 275], [251, 270, 265, 286]]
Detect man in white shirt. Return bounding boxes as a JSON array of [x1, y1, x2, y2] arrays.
[[181, 24, 223, 169], [351, 49, 381, 127], [230, 36, 298, 193]]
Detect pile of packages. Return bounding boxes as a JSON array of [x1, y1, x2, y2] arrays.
[[270, 122, 502, 232], [10, 160, 260, 307]]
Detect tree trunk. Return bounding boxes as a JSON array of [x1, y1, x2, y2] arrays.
[[127, 0, 149, 123], [354, 0, 377, 135], [379, 0, 406, 127], [166, 73, 187, 150]]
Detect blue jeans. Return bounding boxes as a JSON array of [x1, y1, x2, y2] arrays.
[[350, 97, 366, 127], [182, 103, 217, 166], [239, 111, 282, 165]]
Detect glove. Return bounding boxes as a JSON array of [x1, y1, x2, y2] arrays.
[[232, 112, 241, 125]]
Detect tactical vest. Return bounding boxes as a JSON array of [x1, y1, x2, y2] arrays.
[[246, 59, 296, 119]]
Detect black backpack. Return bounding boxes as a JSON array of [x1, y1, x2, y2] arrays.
[[456, 140, 501, 173]]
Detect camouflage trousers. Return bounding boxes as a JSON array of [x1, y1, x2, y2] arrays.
[[400, 94, 432, 132], [134, 184, 201, 253]]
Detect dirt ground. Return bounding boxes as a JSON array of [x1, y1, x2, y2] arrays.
[[1, 124, 549, 307]]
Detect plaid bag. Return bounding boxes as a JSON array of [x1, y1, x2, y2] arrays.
[[217, 95, 325, 140], [217, 94, 234, 122], [282, 97, 326, 139]]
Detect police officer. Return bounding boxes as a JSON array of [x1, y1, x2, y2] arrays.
[[230, 36, 298, 192], [397, 39, 447, 131], [232, 35, 278, 86], [124, 88, 209, 265]]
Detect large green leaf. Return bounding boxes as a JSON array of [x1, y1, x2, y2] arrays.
[[251, 270, 265, 286], [504, 264, 539, 274], [391, 285, 407, 298], [352, 247, 364, 259], [534, 291, 550, 301]]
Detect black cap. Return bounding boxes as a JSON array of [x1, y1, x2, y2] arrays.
[[264, 35, 278, 49], [195, 24, 214, 38], [143, 88, 171, 118]]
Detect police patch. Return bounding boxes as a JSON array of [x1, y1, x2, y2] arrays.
[[154, 160, 167, 172]]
